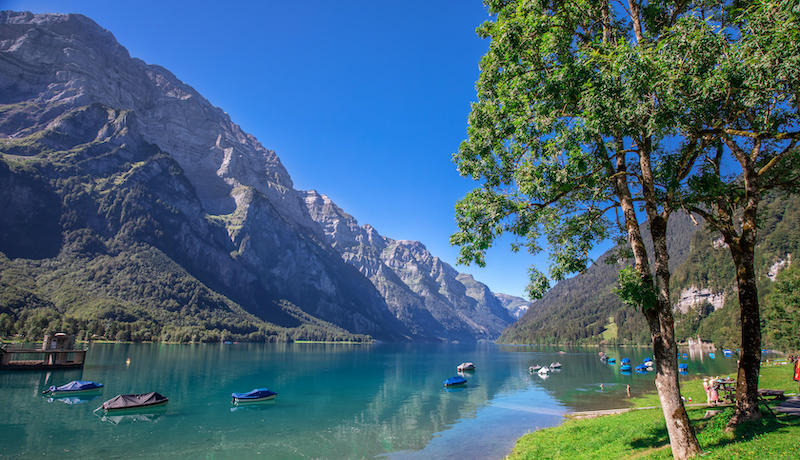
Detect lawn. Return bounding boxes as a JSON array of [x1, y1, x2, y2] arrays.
[[508, 364, 800, 459]]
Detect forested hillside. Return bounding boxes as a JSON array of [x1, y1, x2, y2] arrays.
[[498, 192, 800, 350]]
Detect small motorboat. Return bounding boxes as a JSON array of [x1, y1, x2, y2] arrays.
[[723, 349, 733, 356], [643, 358, 654, 367], [98, 392, 168, 412], [607, 358, 616, 364], [457, 362, 476, 372], [444, 376, 467, 387], [709, 352, 716, 359], [232, 388, 277, 404], [537, 366, 550, 375], [634, 364, 648, 372], [549, 362, 562, 369], [678, 363, 689, 370], [529, 365, 542, 373], [621, 358, 631, 365], [43, 380, 103, 396], [620, 364, 632, 372], [681, 353, 688, 359]]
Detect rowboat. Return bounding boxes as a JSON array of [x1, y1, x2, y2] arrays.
[[443, 376, 467, 387], [43, 380, 103, 396], [98, 392, 168, 412], [232, 388, 278, 404]]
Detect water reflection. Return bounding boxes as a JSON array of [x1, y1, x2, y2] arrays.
[[0, 343, 738, 459]]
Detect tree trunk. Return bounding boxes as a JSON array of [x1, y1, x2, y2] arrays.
[[648, 214, 702, 459], [611, 145, 701, 459], [726, 225, 762, 428]]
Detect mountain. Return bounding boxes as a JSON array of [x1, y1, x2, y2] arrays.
[[0, 11, 513, 343], [494, 293, 531, 319], [498, 192, 799, 348], [498, 213, 700, 344]]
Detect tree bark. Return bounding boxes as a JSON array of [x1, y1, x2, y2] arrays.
[[719, 136, 763, 429], [648, 215, 701, 459], [611, 142, 701, 458]]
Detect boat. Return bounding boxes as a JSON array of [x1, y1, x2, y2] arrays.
[[620, 364, 632, 372], [232, 388, 277, 404], [549, 362, 562, 369], [98, 392, 168, 412], [709, 352, 716, 359], [643, 360, 654, 367], [621, 358, 631, 364], [537, 366, 550, 374], [43, 380, 103, 396], [607, 358, 616, 364], [443, 376, 467, 387], [457, 362, 475, 372], [528, 365, 542, 373], [634, 364, 648, 372], [678, 363, 689, 374], [681, 353, 688, 359]]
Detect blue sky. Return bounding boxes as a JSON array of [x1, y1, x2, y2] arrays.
[[5, 0, 601, 298]]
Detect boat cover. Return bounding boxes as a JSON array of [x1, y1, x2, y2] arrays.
[[102, 392, 167, 410], [679, 363, 689, 369], [620, 364, 632, 371], [443, 376, 467, 386], [643, 357, 652, 362], [635, 364, 648, 371], [232, 388, 277, 399], [48, 380, 103, 393], [621, 358, 631, 364]]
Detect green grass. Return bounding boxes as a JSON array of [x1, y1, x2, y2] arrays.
[[601, 316, 618, 341], [508, 364, 800, 459]]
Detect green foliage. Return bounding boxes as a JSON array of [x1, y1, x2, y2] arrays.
[[763, 264, 800, 352], [615, 267, 658, 312]]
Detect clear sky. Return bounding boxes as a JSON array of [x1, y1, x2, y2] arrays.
[[5, 0, 606, 298]]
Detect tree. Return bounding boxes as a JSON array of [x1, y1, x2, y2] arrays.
[[763, 264, 800, 352], [452, 1, 710, 457], [667, 0, 800, 427]]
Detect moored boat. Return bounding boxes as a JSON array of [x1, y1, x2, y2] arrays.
[[232, 388, 277, 404], [528, 365, 542, 373], [549, 362, 562, 369], [621, 357, 631, 364], [457, 362, 475, 372], [620, 364, 632, 372], [43, 380, 103, 396], [98, 392, 168, 412], [443, 376, 467, 387], [607, 358, 616, 364], [537, 366, 550, 374]]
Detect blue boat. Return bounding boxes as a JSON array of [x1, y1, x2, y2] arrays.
[[44, 380, 103, 396], [443, 376, 467, 387], [723, 349, 733, 355], [681, 353, 687, 359], [635, 364, 648, 371], [642, 357, 652, 363], [620, 364, 632, 372], [678, 363, 688, 371], [232, 388, 277, 404], [621, 358, 631, 364], [607, 358, 616, 364], [709, 352, 716, 359]]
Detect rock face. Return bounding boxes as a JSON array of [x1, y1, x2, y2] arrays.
[[494, 293, 531, 319], [0, 11, 513, 341], [303, 190, 514, 341], [674, 287, 725, 314]]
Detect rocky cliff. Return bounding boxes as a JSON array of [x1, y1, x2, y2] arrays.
[[0, 11, 513, 342]]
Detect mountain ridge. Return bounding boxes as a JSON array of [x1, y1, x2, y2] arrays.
[[0, 11, 514, 343]]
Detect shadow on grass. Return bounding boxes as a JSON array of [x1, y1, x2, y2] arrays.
[[628, 425, 670, 450], [697, 404, 800, 450]]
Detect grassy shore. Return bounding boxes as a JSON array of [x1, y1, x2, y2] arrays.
[[508, 364, 800, 459]]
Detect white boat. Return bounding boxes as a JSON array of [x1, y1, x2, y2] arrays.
[[537, 366, 550, 374], [457, 362, 475, 372], [549, 362, 562, 369], [528, 365, 542, 373]]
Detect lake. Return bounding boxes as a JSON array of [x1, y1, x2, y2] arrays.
[[0, 342, 737, 459]]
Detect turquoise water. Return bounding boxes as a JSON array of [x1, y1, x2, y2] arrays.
[[0, 343, 737, 459]]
